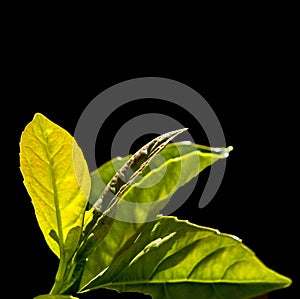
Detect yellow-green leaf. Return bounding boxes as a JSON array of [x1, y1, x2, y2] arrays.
[[20, 113, 91, 258]]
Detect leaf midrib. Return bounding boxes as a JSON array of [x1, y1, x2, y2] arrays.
[[36, 118, 65, 257], [88, 278, 287, 289]]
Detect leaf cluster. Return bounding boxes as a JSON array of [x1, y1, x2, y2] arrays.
[[20, 113, 291, 299]]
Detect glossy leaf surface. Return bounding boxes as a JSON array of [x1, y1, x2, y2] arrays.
[[82, 216, 291, 299]]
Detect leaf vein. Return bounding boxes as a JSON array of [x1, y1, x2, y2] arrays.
[[187, 245, 237, 279], [149, 235, 214, 280]]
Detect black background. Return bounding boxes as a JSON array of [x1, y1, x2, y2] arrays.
[[13, 13, 297, 299]]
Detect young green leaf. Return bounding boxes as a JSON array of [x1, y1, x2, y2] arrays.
[[80, 142, 231, 286], [116, 142, 232, 222], [19, 113, 91, 259], [81, 216, 291, 299], [77, 129, 188, 261], [88, 156, 130, 209], [93, 128, 188, 213]]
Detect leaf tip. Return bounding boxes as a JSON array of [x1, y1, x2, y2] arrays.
[[167, 127, 188, 139], [33, 112, 46, 122]]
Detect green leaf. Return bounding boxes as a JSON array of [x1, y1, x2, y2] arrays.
[[116, 142, 232, 222], [88, 156, 130, 208], [77, 129, 187, 262], [92, 128, 188, 213], [81, 216, 291, 299], [80, 142, 231, 287], [81, 156, 130, 240], [20, 113, 91, 259]]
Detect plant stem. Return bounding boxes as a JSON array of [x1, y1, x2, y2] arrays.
[[50, 256, 68, 294]]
